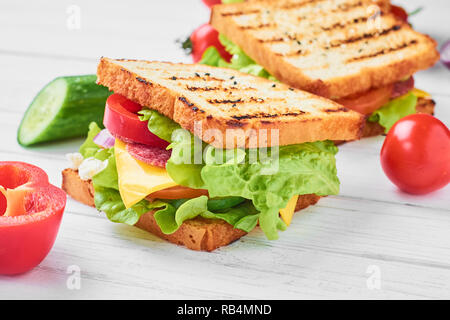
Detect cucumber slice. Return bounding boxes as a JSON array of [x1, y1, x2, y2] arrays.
[[17, 75, 111, 146]]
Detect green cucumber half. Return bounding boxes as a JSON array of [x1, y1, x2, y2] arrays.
[[17, 75, 111, 146]]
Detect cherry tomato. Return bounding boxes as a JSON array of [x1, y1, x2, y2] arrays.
[[0, 162, 66, 275], [391, 5, 408, 22], [336, 85, 393, 115], [191, 23, 232, 63], [147, 186, 209, 200], [380, 114, 450, 195], [104, 94, 169, 148], [202, 0, 221, 8]]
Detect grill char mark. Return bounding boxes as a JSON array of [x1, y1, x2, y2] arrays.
[[231, 111, 306, 120], [328, 24, 402, 48], [221, 9, 260, 17], [253, 1, 370, 51], [323, 107, 349, 113], [186, 86, 223, 92], [239, 23, 273, 30], [208, 98, 244, 104], [346, 39, 418, 63], [173, 76, 225, 82]]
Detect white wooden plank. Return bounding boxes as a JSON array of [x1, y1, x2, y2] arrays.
[[1, 197, 449, 299]]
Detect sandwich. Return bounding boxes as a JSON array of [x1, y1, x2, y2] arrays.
[[206, 0, 440, 137], [62, 57, 363, 251]]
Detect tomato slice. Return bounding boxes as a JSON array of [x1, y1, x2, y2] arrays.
[[335, 85, 393, 115], [104, 94, 169, 148], [147, 186, 209, 200]]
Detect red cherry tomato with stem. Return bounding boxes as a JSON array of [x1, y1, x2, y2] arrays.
[[380, 114, 450, 195]]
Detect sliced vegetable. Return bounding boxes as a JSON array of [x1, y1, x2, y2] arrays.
[[151, 196, 260, 235], [335, 85, 393, 115], [0, 162, 66, 275], [138, 108, 181, 142], [201, 35, 277, 81], [368, 92, 418, 133], [190, 23, 232, 63], [441, 40, 450, 69], [93, 129, 115, 149], [18, 75, 111, 146], [104, 94, 169, 148], [166, 129, 339, 240], [148, 185, 208, 199]]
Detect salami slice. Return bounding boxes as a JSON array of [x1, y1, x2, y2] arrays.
[[392, 77, 414, 98], [126, 142, 172, 168]]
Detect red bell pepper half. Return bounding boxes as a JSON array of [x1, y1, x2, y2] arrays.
[[0, 162, 66, 275]]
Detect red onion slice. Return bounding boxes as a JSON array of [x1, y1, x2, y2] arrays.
[[441, 40, 450, 69], [93, 129, 115, 149]]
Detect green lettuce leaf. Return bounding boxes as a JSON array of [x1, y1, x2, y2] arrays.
[[368, 92, 418, 133], [166, 129, 339, 240], [222, 0, 244, 3], [200, 35, 278, 81], [89, 146, 150, 225], [94, 185, 152, 225], [91, 148, 118, 190], [138, 108, 181, 142], [79, 122, 102, 158], [151, 196, 260, 235]]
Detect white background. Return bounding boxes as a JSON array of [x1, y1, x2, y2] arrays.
[[0, 0, 449, 299]]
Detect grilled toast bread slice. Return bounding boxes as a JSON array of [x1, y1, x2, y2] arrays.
[[62, 168, 321, 251], [97, 57, 364, 148], [211, 0, 440, 99]]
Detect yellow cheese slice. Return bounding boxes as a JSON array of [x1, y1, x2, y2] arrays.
[[114, 139, 177, 208], [411, 88, 431, 99], [279, 195, 299, 226]]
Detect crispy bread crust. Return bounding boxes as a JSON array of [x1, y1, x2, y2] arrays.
[[211, 0, 440, 99], [96, 57, 364, 148], [61, 169, 320, 251]]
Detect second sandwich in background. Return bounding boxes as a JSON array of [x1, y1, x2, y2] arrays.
[[208, 0, 440, 137]]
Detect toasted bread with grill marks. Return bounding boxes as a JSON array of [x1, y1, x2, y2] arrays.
[[97, 57, 364, 148], [211, 0, 440, 99], [61, 168, 321, 251]]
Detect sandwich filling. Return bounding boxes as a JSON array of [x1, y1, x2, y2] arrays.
[[201, 34, 431, 133], [73, 96, 340, 240]]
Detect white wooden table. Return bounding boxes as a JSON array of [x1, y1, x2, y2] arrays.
[[0, 0, 449, 299]]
